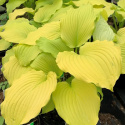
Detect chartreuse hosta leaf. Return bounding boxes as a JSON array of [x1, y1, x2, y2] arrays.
[[2, 56, 32, 86], [0, 18, 29, 33], [118, 0, 125, 10], [61, 4, 96, 48], [48, 5, 73, 22], [89, 0, 111, 7], [56, 40, 121, 91], [115, 10, 125, 21], [116, 28, 125, 74], [0, 25, 4, 32], [94, 8, 108, 21], [103, 5, 115, 18], [93, 16, 115, 41], [74, 0, 113, 18], [13, 44, 41, 66], [29, 20, 42, 28], [0, 0, 5, 5], [2, 49, 14, 65], [42, 97, 55, 114], [119, 43, 125, 74], [34, 0, 62, 23], [0, 39, 11, 51], [4, 18, 29, 25], [9, 8, 35, 20], [37, 38, 72, 58], [52, 78, 100, 125], [1, 70, 57, 125], [21, 21, 60, 45], [35, 0, 54, 10], [72, 0, 110, 7], [116, 27, 125, 44], [30, 53, 62, 77], [0, 18, 37, 44], [6, 0, 27, 13], [71, 0, 88, 7]]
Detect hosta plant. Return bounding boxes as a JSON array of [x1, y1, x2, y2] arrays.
[[0, 0, 125, 125]]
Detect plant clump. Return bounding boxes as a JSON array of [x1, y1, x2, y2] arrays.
[[0, 0, 125, 125]]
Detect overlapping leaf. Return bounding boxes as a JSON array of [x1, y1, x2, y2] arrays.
[[103, 5, 115, 17], [116, 27, 125, 74], [48, 5, 73, 22], [2, 49, 14, 65], [42, 97, 55, 114], [118, 0, 125, 10], [0, 18, 28, 32], [56, 40, 121, 90], [0, 0, 5, 5], [35, 0, 54, 10], [1, 70, 57, 125], [34, 0, 62, 23], [116, 27, 125, 44], [0, 19, 37, 44], [9, 8, 35, 20], [60, 4, 96, 48], [119, 43, 125, 74], [0, 39, 11, 51], [116, 10, 125, 21], [53, 78, 100, 125], [72, 0, 110, 8], [89, 0, 111, 7], [93, 16, 115, 41], [37, 38, 72, 58], [2, 56, 32, 86], [71, 0, 88, 7], [30, 53, 62, 77], [14, 44, 41, 66], [21, 21, 60, 45], [94, 8, 108, 21], [6, 0, 27, 13]]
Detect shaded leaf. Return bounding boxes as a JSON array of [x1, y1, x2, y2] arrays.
[[9, 8, 35, 20], [2, 49, 14, 65], [0, 0, 5, 5], [0, 116, 4, 125], [31, 53, 62, 77], [115, 10, 125, 21], [6, 0, 27, 13], [0, 39, 11, 51], [37, 38, 72, 58], [93, 16, 115, 41], [42, 97, 55, 114], [35, 0, 54, 10], [14, 44, 41, 66]]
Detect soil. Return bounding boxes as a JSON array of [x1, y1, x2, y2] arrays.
[[28, 111, 123, 125], [99, 113, 121, 125]]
